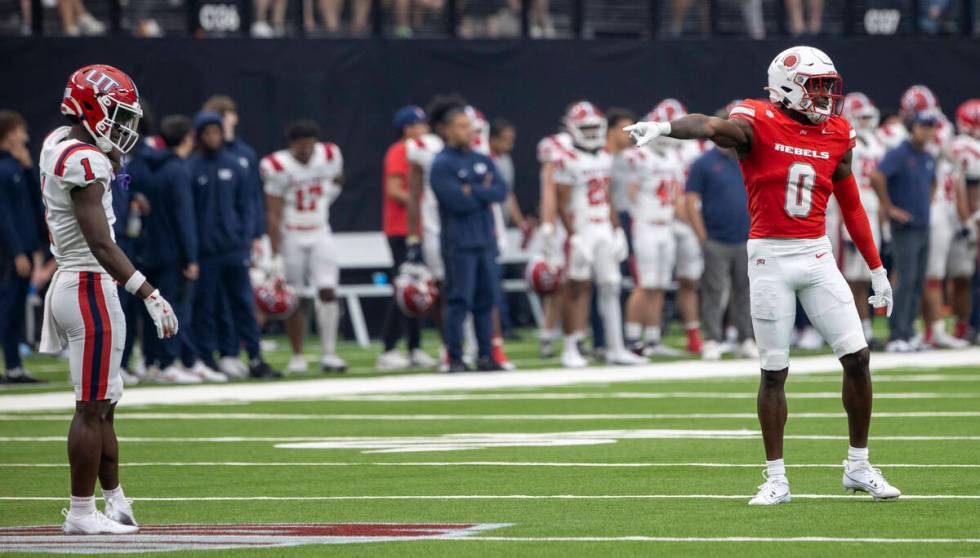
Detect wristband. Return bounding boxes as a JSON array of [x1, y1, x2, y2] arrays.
[[661, 122, 672, 137], [124, 271, 146, 295], [407, 234, 420, 245]]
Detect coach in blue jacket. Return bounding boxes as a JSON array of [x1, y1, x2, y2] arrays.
[[188, 112, 279, 379], [430, 105, 507, 372]]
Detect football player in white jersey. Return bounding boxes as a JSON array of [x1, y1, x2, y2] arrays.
[[39, 65, 178, 534], [836, 93, 888, 343], [653, 99, 707, 354], [622, 110, 686, 356], [950, 99, 980, 341], [554, 101, 646, 367], [262, 120, 347, 373], [878, 85, 955, 156]]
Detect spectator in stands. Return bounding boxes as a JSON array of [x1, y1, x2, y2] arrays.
[[872, 110, 939, 352], [252, 0, 288, 37], [56, 0, 106, 35], [202, 95, 262, 378], [377, 106, 437, 370], [309, 0, 372, 34], [684, 107, 755, 361], [189, 111, 281, 379], [430, 105, 507, 372], [667, 0, 763, 38], [920, 0, 952, 34], [786, 0, 823, 35], [0, 110, 43, 384], [390, 0, 445, 38]]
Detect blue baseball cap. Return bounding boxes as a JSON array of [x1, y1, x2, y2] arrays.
[[193, 110, 223, 133], [394, 105, 426, 130], [908, 110, 939, 126]]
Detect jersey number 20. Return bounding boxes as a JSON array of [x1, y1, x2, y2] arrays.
[[784, 162, 816, 218]]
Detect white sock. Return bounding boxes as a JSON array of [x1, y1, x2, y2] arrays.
[[597, 283, 625, 353], [766, 458, 786, 481], [685, 321, 700, 332], [625, 322, 642, 343], [102, 485, 125, 504], [564, 333, 582, 354], [847, 446, 869, 464], [931, 320, 946, 337], [644, 326, 662, 344], [69, 495, 96, 516], [539, 328, 554, 341], [315, 300, 339, 356], [861, 318, 873, 341]]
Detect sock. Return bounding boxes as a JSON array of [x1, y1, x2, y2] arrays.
[[316, 300, 339, 356], [766, 458, 786, 481], [931, 320, 946, 338], [492, 335, 507, 363], [625, 322, 642, 343], [955, 320, 969, 339], [685, 322, 702, 351], [597, 284, 625, 353], [69, 495, 96, 516], [539, 328, 554, 341], [564, 334, 582, 354], [103, 485, 125, 504], [848, 446, 869, 464], [644, 326, 662, 344], [861, 318, 873, 341]]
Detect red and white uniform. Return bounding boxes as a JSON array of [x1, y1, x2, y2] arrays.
[[927, 159, 974, 279], [729, 99, 875, 370], [406, 133, 446, 279], [950, 134, 980, 184], [38, 127, 125, 403], [622, 146, 684, 289], [672, 139, 709, 280], [553, 148, 619, 284], [831, 129, 886, 282], [531, 133, 573, 259], [261, 142, 343, 290], [877, 114, 955, 158]]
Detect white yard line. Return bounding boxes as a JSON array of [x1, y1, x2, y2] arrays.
[[2, 494, 978, 501], [5, 348, 980, 412], [2, 411, 978, 421], [435, 536, 980, 543], [2, 461, 978, 469]]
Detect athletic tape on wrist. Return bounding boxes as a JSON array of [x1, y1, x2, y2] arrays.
[[124, 271, 146, 295]]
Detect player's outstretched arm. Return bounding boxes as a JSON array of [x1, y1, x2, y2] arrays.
[[71, 183, 178, 337], [625, 115, 752, 151]]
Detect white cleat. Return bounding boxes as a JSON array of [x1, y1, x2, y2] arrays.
[[105, 498, 138, 528], [286, 354, 309, 374], [409, 349, 438, 368], [748, 471, 791, 506], [701, 340, 723, 361], [376, 350, 411, 370], [606, 350, 649, 365], [62, 509, 138, 535], [643, 343, 682, 357], [218, 357, 248, 379], [119, 369, 140, 386], [885, 339, 913, 353], [155, 364, 202, 384], [321, 354, 348, 373], [561, 349, 588, 368], [842, 460, 901, 501], [931, 331, 969, 349], [187, 362, 228, 383], [735, 338, 760, 359], [796, 327, 824, 350]]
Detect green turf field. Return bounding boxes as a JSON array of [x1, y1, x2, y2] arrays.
[[1, 329, 979, 556]]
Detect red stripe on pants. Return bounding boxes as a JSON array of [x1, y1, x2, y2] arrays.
[[77, 273, 95, 400], [91, 273, 112, 400]]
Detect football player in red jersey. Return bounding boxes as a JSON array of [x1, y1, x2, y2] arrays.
[[626, 46, 900, 505]]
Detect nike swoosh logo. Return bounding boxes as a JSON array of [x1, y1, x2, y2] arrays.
[[816, 252, 828, 259]]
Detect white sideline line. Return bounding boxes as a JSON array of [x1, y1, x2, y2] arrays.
[[2, 494, 978, 501], [437, 536, 980, 543], [3, 411, 979, 421], [3, 434, 979, 443], [6, 348, 980, 411], [253, 392, 980, 402], [2, 461, 978, 469], [795, 374, 980, 383]]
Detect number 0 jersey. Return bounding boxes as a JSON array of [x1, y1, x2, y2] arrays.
[[729, 99, 856, 239], [261, 142, 343, 231], [39, 126, 117, 272]]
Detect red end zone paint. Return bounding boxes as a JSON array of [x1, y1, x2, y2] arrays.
[[0, 523, 511, 554]]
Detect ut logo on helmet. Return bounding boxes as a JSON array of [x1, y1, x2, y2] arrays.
[[84, 69, 121, 94]]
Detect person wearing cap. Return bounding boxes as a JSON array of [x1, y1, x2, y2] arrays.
[[188, 111, 280, 379], [871, 110, 939, 352], [376, 106, 438, 370]]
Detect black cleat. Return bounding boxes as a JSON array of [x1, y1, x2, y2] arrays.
[[249, 360, 282, 379], [446, 360, 470, 373], [539, 339, 555, 359], [2, 368, 44, 384], [476, 357, 504, 372]]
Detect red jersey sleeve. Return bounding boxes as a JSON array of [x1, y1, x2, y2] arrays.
[[833, 172, 882, 270], [728, 99, 761, 123]]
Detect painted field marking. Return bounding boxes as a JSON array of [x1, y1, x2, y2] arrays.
[[2, 494, 979, 501], [1, 461, 978, 469], [435, 536, 980, 543]]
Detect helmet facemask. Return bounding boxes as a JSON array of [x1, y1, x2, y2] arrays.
[[88, 96, 142, 154], [567, 121, 607, 152], [796, 74, 843, 124]]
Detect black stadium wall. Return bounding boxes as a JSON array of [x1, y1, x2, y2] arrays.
[[3, 38, 979, 233]]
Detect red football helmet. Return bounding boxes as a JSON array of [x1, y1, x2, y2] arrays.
[[651, 98, 688, 123], [395, 262, 438, 317], [563, 101, 606, 151], [956, 99, 980, 137], [60, 64, 142, 154], [843, 92, 880, 130], [254, 276, 299, 320], [465, 105, 490, 155], [900, 85, 940, 119], [525, 257, 561, 296]]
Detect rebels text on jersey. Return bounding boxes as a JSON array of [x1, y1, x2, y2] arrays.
[[39, 126, 117, 272], [552, 148, 613, 231], [729, 99, 856, 239], [261, 142, 342, 231], [621, 146, 684, 223]]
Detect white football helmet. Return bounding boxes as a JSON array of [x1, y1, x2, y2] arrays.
[[466, 105, 490, 155], [394, 262, 438, 317], [766, 46, 843, 124], [645, 99, 689, 150], [843, 92, 880, 131], [900, 85, 940, 118], [563, 101, 607, 151]]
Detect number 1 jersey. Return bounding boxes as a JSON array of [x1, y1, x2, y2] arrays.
[[729, 99, 856, 239]]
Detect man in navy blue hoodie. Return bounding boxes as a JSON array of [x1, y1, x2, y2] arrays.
[[188, 112, 279, 379]]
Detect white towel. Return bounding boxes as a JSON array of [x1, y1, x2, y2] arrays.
[[39, 269, 66, 354]]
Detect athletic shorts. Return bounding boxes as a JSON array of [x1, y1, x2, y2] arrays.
[[566, 223, 622, 285], [673, 221, 704, 280], [282, 227, 339, 290], [632, 221, 676, 289]]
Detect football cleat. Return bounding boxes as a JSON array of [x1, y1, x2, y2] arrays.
[[701, 340, 723, 361], [62, 509, 138, 535], [409, 349, 438, 368], [287, 355, 309, 374], [218, 357, 249, 378], [748, 471, 791, 506], [249, 360, 282, 379], [189, 363, 229, 383], [929, 330, 969, 349], [561, 347, 589, 369], [155, 364, 202, 384], [104, 498, 138, 528], [376, 350, 411, 370], [321, 355, 348, 373], [643, 342, 682, 357], [735, 339, 760, 359], [539, 338, 556, 359], [842, 460, 901, 501], [1, 367, 45, 384], [606, 350, 648, 365], [476, 357, 505, 372]]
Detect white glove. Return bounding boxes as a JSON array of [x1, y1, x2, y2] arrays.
[[539, 222, 558, 260], [868, 267, 893, 318], [623, 121, 672, 148], [269, 253, 286, 279], [144, 289, 178, 339], [613, 227, 629, 262]]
